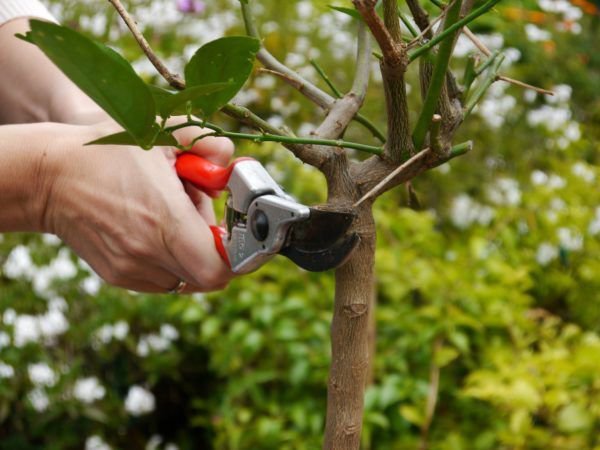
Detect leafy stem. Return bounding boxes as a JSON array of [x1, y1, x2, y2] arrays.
[[164, 121, 384, 155], [412, 0, 463, 150]]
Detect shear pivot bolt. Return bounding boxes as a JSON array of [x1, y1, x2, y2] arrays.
[[251, 209, 269, 241]]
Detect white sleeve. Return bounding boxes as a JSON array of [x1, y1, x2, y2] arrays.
[[0, 0, 56, 25]]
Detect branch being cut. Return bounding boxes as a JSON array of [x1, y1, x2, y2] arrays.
[[107, 0, 184, 90]]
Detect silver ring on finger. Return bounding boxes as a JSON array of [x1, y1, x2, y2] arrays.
[[168, 279, 187, 294]]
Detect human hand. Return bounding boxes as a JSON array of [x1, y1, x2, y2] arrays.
[[39, 120, 235, 293]]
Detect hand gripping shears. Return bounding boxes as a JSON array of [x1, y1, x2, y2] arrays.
[[175, 154, 359, 274]]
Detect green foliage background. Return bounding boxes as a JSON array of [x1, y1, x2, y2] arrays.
[[1, 1, 599, 449]]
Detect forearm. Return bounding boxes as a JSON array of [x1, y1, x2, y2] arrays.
[[0, 18, 104, 124], [0, 123, 56, 232]]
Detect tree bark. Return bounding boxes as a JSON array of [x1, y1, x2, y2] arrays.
[[323, 199, 376, 450]]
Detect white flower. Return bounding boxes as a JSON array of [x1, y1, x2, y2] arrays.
[[164, 444, 179, 450], [557, 227, 583, 251], [450, 194, 495, 229], [124, 385, 156, 416], [160, 324, 179, 341], [525, 24, 551, 42], [38, 309, 69, 341], [487, 178, 521, 206], [547, 174, 566, 190], [546, 84, 572, 104], [28, 388, 50, 412], [48, 297, 68, 313], [0, 362, 15, 379], [28, 363, 57, 387], [531, 170, 549, 185], [74, 377, 106, 404], [536, 243, 558, 266], [0, 331, 10, 349], [94, 321, 129, 345], [85, 435, 111, 450], [3, 245, 34, 279], [3, 308, 16, 325], [146, 435, 162, 450], [14, 315, 41, 347], [571, 162, 595, 183], [589, 208, 600, 236], [113, 321, 129, 340], [137, 335, 170, 356], [42, 234, 62, 246], [81, 275, 102, 296]]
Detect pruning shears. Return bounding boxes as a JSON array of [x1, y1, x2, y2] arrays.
[[175, 154, 359, 274]]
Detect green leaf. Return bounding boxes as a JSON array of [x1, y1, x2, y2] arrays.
[[85, 128, 177, 148], [185, 36, 260, 117], [150, 82, 232, 118], [328, 5, 361, 19], [24, 20, 155, 143]]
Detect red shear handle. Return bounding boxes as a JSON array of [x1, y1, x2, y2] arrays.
[[175, 153, 235, 192], [175, 154, 254, 198], [175, 154, 253, 269]]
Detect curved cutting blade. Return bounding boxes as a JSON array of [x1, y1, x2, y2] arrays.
[[280, 206, 359, 271]]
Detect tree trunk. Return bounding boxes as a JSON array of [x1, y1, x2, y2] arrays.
[[323, 203, 376, 450]]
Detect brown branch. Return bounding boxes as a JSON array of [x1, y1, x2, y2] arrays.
[[406, 0, 433, 37], [352, 0, 403, 65], [383, 0, 402, 43], [107, 0, 184, 90], [461, 27, 554, 95], [354, 148, 431, 207]]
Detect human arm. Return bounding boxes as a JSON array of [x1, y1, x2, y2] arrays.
[[0, 120, 235, 292], [0, 17, 105, 124]]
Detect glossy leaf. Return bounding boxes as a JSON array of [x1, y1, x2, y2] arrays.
[[86, 128, 177, 147], [184, 36, 260, 117], [21, 20, 155, 143], [327, 5, 361, 20], [150, 82, 232, 118]]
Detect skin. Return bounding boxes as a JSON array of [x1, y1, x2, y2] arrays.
[[0, 18, 235, 293]]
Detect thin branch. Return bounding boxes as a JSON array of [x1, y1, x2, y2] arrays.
[[309, 59, 386, 143], [352, 0, 403, 64], [107, 0, 185, 90], [412, 0, 463, 150], [311, 22, 373, 142], [383, 0, 403, 43], [407, 0, 433, 36], [164, 120, 384, 155], [240, 0, 335, 109], [351, 21, 372, 100], [354, 148, 431, 207], [310, 59, 343, 98], [464, 53, 505, 117], [497, 76, 555, 96], [408, 0, 503, 62], [399, 9, 419, 37]]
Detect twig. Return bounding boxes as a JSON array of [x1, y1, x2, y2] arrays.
[[240, 0, 335, 109], [412, 0, 463, 150], [464, 53, 505, 117], [408, 0, 503, 62], [309, 59, 386, 143], [398, 9, 419, 37], [497, 76, 555, 96], [352, 0, 403, 65], [354, 148, 431, 207], [164, 120, 384, 155], [107, 0, 184, 90]]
